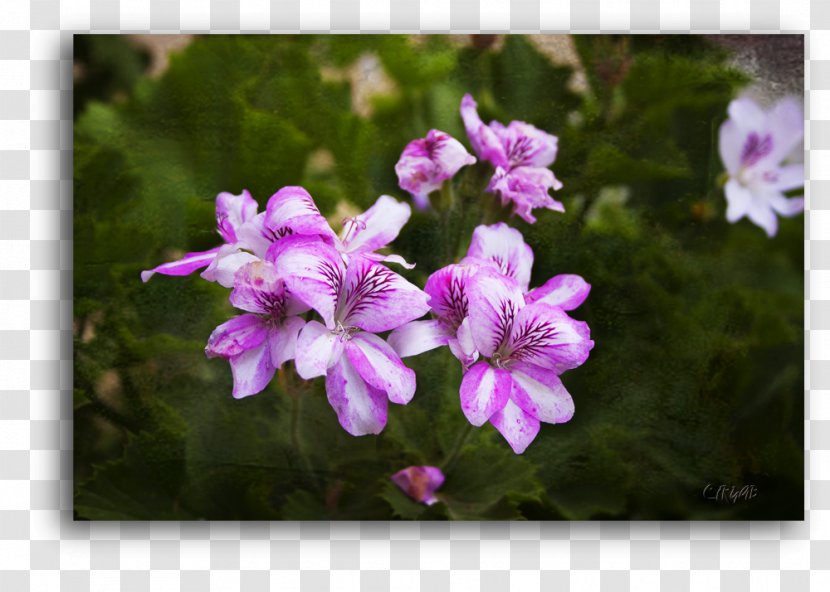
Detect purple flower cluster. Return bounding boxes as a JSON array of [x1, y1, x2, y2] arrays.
[[390, 223, 593, 454], [395, 95, 565, 224], [143, 93, 594, 457], [144, 187, 430, 436]]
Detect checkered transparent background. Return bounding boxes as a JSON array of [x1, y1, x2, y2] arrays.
[[1, 1, 828, 591]]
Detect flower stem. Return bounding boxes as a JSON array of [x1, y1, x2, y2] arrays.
[[282, 367, 320, 491], [438, 179, 455, 212], [441, 422, 474, 474]]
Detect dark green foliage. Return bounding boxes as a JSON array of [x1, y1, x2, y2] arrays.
[[73, 36, 151, 116], [74, 35, 802, 520]]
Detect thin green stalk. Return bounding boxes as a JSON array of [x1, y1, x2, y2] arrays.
[[441, 422, 474, 474], [282, 368, 320, 491]]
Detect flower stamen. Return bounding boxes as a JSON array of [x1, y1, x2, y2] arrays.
[[340, 216, 367, 243], [332, 321, 359, 341]]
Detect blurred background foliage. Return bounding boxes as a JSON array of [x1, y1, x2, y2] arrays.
[[74, 35, 803, 520]]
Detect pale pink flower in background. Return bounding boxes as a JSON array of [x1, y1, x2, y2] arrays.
[[460, 93, 564, 223], [719, 96, 804, 237], [395, 129, 476, 209]]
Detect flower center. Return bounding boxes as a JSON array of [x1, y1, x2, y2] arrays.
[[740, 132, 773, 168], [332, 321, 360, 341], [491, 352, 512, 369], [506, 136, 534, 168], [253, 292, 285, 323]]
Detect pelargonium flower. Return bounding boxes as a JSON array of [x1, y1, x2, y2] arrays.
[[271, 235, 430, 436], [141, 190, 259, 286], [395, 129, 476, 209], [390, 223, 592, 454], [460, 93, 564, 223], [719, 97, 804, 237], [461, 268, 594, 454], [391, 466, 445, 505], [390, 223, 590, 367], [241, 187, 415, 268], [205, 260, 308, 398]]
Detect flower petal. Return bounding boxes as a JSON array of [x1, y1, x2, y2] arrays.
[[506, 301, 594, 373], [465, 223, 534, 292], [724, 179, 752, 223], [341, 195, 412, 255], [488, 166, 564, 224], [360, 251, 416, 270], [509, 362, 574, 424], [728, 97, 767, 131], [460, 93, 508, 167], [228, 341, 276, 399], [766, 97, 804, 166], [347, 332, 416, 405], [746, 198, 779, 238], [767, 163, 804, 193], [215, 189, 258, 244], [525, 274, 591, 311], [447, 316, 479, 369], [229, 260, 283, 314], [140, 246, 221, 282], [489, 399, 541, 455], [395, 129, 474, 204], [325, 356, 388, 436], [390, 466, 445, 505], [424, 263, 480, 330], [264, 186, 337, 242], [428, 129, 476, 173], [459, 361, 512, 426], [718, 119, 744, 176], [269, 316, 306, 369], [501, 120, 558, 169], [200, 244, 259, 289], [767, 192, 805, 217], [339, 256, 430, 333], [270, 235, 344, 328], [388, 319, 452, 358], [395, 154, 440, 202], [294, 320, 345, 379], [205, 314, 267, 359], [466, 267, 525, 357], [235, 213, 275, 259]]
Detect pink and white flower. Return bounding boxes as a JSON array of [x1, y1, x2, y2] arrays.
[[271, 235, 430, 436], [141, 190, 259, 286], [460, 94, 564, 223], [719, 97, 804, 237], [390, 466, 445, 505], [390, 223, 590, 366], [395, 129, 476, 209], [390, 223, 592, 454], [205, 260, 308, 398], [461, 268, 593, 454]]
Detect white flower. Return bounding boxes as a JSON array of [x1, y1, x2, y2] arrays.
[[719, 97, 804, 237]]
